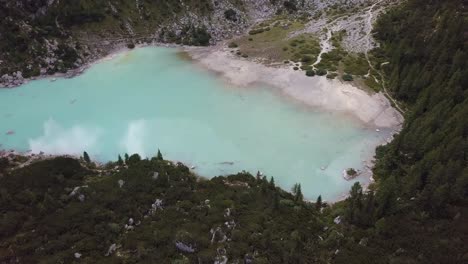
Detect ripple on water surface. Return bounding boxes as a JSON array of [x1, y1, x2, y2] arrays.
[[0, 47, 389, 200]]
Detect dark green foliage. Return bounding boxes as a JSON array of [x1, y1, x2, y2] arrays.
[[372, 0, 467, 215], [292, 183, 303, 202], [156, 149, 164, 160], [301, 55, 313, 63], [117, 155, 124, 165], [346, 168, 357, 176], [127, 153, 141, 165], [0, 157, 9, 173], [0, 156, 326, 263], [335, 0, 468, 262], [306, 69, 315, 77], [269, 177, 275, 188], [127, 43, 135, 49], [342, 73, 353, 81], [316, 68, 327, 76], [315, 195, 322, 210]]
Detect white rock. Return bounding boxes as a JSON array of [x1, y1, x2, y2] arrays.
[[334, 216, 341, 224], [74, 252, 81, 259], [105, 244, 117, 256], [152, 171, 159, 180], [118, 179, 125, 188]]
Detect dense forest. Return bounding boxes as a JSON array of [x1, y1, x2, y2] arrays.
[[337, 0, 468, 262], [0, 0, 467, 263]]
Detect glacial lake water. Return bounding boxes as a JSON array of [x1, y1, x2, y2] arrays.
[[0, 47, 388, 200]]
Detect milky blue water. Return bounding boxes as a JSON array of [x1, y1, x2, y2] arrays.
[[0, 47, 387, 200]]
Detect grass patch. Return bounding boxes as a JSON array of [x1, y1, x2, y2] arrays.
[[231, 17, 305, 62], [364, 77, 382, 92], [342, 53, 369, 76], [288, 34, 320, 63]]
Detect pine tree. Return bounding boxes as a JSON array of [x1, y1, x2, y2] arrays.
[[261, 176, 268, 193], [316, 195, 322, 210], [269, 177, 275, 189], [292, 183, 303, 202], [124, 153, 129, 164], [117, 155, 124, 166], [296, 184, 303, 202], [156, 149, 163, 160], [83, 151, 90, 164]]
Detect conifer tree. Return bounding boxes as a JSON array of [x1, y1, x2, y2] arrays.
[[269, 177, 275, 189], [316, 195, 322, 210], [83, 151, 90, 164], [157, 149, 163, 160]]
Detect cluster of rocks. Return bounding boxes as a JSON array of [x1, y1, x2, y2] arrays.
[[68, 185, 88, 202], [1, 71, 25, 88]]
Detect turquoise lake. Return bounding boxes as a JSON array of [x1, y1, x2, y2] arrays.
[[0, 47, 388, 200]]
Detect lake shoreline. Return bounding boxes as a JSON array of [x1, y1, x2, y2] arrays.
[[0, 44, 403, 202], [185, 44, 404, 130]]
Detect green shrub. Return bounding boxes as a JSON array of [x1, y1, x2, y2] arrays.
[[343, 73, 354, 81], [306, 70, 315, 77], [316, 69, 327, 76], [347, 168, 357, 176], [301, 55, 313, 63]]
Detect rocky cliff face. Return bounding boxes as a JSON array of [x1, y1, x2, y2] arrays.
[[0, 0, 375, 87]]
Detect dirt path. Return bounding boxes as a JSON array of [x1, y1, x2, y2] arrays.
[[363, 0, 405, 114], [312, 29, 333, 69]]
